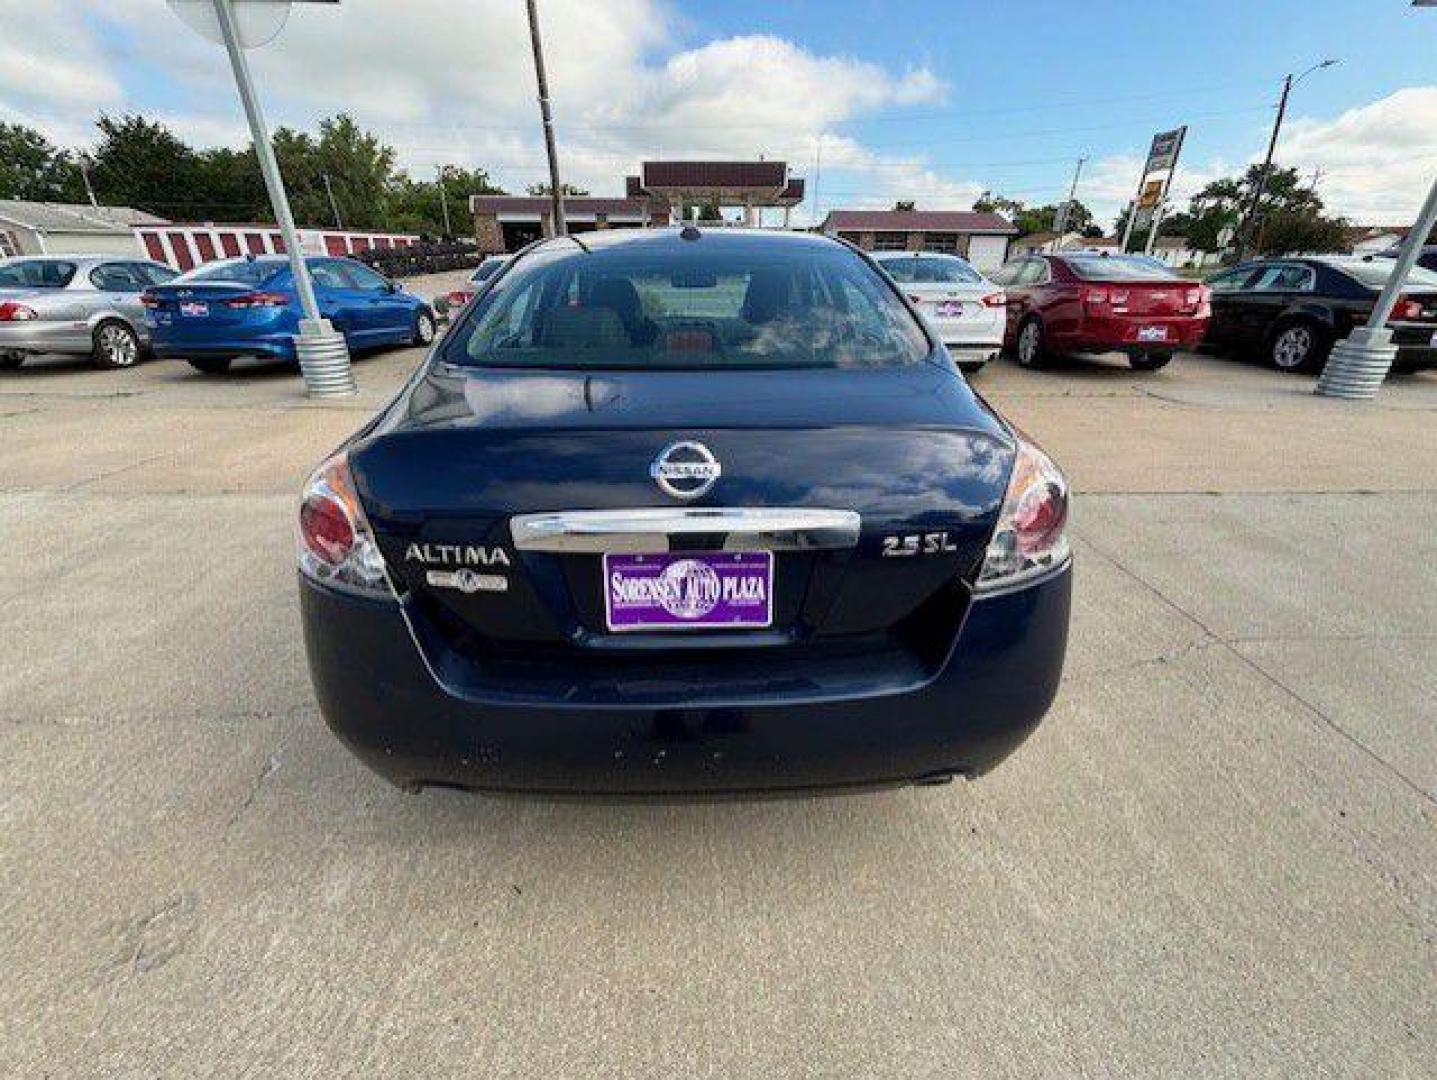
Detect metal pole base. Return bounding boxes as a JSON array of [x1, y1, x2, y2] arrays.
[[1315, 326, 1399, 401], [294, 319, 356, 398]]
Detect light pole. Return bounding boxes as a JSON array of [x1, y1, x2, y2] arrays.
[[167, 0, 355, 397], [1050, 157, 1086, 252], [1233, 59, 1339, 262], [525, 0, 566, 237]]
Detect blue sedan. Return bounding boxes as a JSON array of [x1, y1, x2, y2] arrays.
[[298, 228, 1071, 795], [145, 255, 436, 374]]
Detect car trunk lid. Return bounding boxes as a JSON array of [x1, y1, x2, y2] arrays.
[[346, 362, 1014, 697]]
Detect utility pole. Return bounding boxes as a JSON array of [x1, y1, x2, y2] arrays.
[[1234, 60, 1338, 262], [1050, 156, 1086, 252], [435, 165, 453, 238], [525, 0, 566, 237], [78, 155, 99, 207], [322, 172, 343, 229]]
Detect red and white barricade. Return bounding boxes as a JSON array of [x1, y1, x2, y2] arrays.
[[133, 225, 421, 272]]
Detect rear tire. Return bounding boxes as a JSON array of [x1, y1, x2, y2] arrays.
[[0, 351, 24, 370], [412, 309, 437, 346], [187, 356, 233, 375], [1128, 350, 1173, 372], [91, 320, 140, 370], [1268, 320, 1328, 374], [1016, 318, 1050, 369]]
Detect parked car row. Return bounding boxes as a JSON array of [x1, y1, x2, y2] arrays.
[[433, 254, 512, 320], [0, 253, 436, 374]]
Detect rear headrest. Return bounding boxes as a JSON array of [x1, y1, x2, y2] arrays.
[[741, 267, 793, 325], [539, 305, 630, 349], [588, 277, 643, 325]]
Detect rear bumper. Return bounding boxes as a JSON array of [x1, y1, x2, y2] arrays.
[[1064, 315, 1207, 353], [1390, 324, 1437, 369], [0, 320, 93, 355], [300, 563, 1072, 795], [151, 334, 297, 361]]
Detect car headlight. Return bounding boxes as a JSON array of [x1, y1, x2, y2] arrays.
[[297, 450, 392, 598], [975, 436, 1070, 593]]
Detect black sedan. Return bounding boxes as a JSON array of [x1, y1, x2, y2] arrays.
[[1204, 255, 1437, 373], [298, 228, 1072, 796]]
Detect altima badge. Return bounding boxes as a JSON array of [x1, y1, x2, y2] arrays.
[[651, 440, 721, 500]]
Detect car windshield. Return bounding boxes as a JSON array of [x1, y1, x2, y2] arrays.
[[1333, 259, 1437, 289], [445, 238, 932, 371], [1064, 255, 1179, 281], [0, 259, 77, 288], [175, 258, 285, 286]]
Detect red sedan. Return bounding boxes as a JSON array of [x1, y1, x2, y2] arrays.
[[991, 253, 1210, 371]]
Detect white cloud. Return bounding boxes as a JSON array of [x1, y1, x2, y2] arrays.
[[1277, 87, 1437, 225]]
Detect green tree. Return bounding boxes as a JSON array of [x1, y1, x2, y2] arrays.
[[976, 191, 1092, 237], [90, 114, 205, 217], [389, 166, 505, 236], [526, 181, 590, 196], [0, 123, 85, 202]]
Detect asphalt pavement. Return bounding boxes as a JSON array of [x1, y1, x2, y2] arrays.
[[1, 327, 1433, 1078]]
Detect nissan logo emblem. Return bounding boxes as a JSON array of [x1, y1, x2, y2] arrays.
[[650, 440, 721, 500]]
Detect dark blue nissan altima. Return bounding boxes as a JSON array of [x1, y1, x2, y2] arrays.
[[298, 228, 1071, 795]]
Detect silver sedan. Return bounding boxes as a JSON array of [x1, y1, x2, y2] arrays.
[[0, 255, 178, 370]]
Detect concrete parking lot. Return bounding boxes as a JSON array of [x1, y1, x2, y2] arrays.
[[1, 329, 1434, 1076]]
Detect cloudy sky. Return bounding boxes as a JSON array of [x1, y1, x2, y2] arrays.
[[2, 0, 1436, 229]]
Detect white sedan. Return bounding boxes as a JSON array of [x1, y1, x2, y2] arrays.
[[870, 251, 1005, 374]]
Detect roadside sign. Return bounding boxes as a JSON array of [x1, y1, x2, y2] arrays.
[[1146, 128, 1184, 172], [1138, 179, 1165, 209]]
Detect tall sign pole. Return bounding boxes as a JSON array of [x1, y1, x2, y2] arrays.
[[1145, 126, 1186, 256], [1122, 127, 1184, 253], [198, 0, 355, 396], [1317, 175, 1437, 399], [1050, 156, 1086, 252], [526, 0, 567, 237]]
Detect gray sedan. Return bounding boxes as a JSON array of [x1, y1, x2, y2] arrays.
[[0, 255, 178, 370]]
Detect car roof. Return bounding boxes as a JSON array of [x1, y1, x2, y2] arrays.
[[528, 226, 842, 256]]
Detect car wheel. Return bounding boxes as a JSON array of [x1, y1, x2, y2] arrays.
[[187, 356, 233, 375], [1128, 350, 1173, 372], [412, 309, 437, 346], [1016, 318, 1049, 369], [1269, 320, 1327, 374], [91, 321, 141, 369], [0, 350, 24, 370]]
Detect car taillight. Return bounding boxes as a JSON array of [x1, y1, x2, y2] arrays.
[[1393, 296, 1425, 322], [1182, 287, 1203, 311], [975, 437, 1070, 593], [223, 291, 289, 309], [0, 301, 38, 321], [445, 290, 475, 307], [297, 451, 391, 598], [140, 292, 160, 310], [981, 291, 1006, 308]]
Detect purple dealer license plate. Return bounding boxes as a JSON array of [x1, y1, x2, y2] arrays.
[[604, 551, 773, 632]]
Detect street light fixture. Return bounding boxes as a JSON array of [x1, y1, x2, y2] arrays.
[[165, 0, 356, 397], [1233, 58, 1340, 262]]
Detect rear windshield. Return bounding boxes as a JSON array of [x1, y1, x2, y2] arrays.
[[0, 259, 76, 288], [444, 240, 931, 370], [1332, 259, 1437, 290], [1064, 255, 1179, 282], [880, 256, 984, 285], [176, 258, 284, 286], [471, 260, 507, 283]]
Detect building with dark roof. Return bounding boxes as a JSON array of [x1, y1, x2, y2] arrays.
[[470, 160, 807, 253], [818, 209, 1018, 270]]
